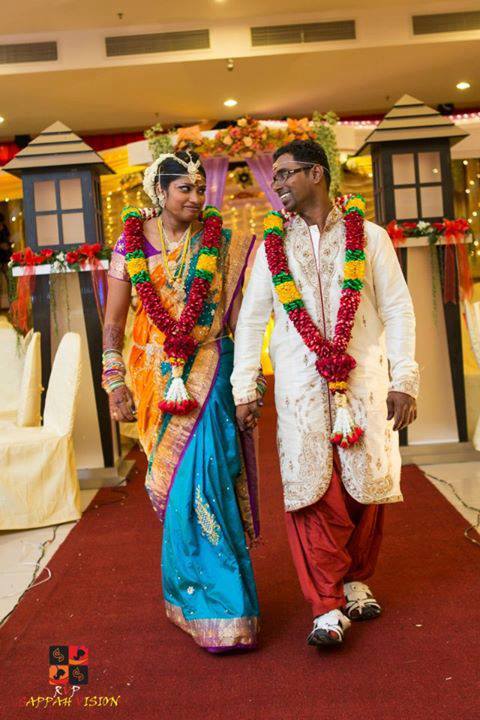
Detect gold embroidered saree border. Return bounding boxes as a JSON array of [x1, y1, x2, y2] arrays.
[[131, 229, 256, 526], [235, 436, 256, 541], [146, 340, 221, 520], [223, 232, 256, 320], [165, 601, 258, 649]]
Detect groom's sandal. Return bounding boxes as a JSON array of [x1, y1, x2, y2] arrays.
[[307, 609, 351, 647], [343, 581, 382, 621]]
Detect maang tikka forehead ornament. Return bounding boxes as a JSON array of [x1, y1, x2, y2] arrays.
[[143, 151, 203, 206]]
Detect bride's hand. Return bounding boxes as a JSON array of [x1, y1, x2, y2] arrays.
[[236, 401, 261, 431], [109, 385, 137, 423]]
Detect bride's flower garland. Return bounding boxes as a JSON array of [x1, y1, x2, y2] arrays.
[[121, 204, 223, 415], [264, 195, 367, 448]]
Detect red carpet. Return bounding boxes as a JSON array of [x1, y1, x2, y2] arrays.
[[1, 394, 479, 720]]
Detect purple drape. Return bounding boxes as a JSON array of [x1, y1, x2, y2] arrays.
[[246, 153, 283, 211], [202, 156, 229, 209]]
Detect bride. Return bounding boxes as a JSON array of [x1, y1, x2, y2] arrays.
[[102, 151, 260, 652]]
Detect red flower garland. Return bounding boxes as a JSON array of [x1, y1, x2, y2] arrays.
[[264, 197, 367, 447], [122, 207, 223, 415], [123, 211, 222, 361], [265, 210, 364, 384]]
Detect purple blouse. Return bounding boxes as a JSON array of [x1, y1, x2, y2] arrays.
[[108, 232, 160, 282]]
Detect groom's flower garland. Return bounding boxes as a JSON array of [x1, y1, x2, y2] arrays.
[[121, 204, 223, 415], [264, 195, 367, 448]]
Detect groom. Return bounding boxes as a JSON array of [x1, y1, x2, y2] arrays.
[[231, 139, 418, 648]]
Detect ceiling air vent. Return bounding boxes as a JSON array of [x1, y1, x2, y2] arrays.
[[0, 42, 57, 64], [251, 20, 355, 47], [106, 29, 210, 57], [412, 11, 480, 35]]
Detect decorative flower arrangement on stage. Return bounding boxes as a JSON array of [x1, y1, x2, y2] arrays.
[[145, 114, 337, 163], [386, 218, 471, 246], [122, 204, 223, 415], [144, 122, 174, 159], [386, 217, 474, 302], [216, 117, 276, 157], [264, 194, 367, 448], [8, 243, 111, 335], [312, 111, 342, 198], [144, 113, 342, 199], [174, 125, 205, 152], [231, 166, 254, 190], [9, 243, 111, 270], [284, 117, 317, 143]]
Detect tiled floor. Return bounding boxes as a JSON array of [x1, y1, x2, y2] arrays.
[[1, 462, 479, 627]]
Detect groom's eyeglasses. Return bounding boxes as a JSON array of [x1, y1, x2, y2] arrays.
[[271, 165, 313, 188]]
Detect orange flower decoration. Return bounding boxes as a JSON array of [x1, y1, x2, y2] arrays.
[[175, 125, 203, 149], [286, 117, 314, 141]]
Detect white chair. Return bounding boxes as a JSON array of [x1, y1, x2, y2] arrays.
[[464, 300, 480, 451], [0, 332, 82, 530], [0, 331, 42, 428], [0, 322, 25, 422]]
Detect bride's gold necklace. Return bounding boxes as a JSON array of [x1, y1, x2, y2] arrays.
[[157, 219, 192, 303]]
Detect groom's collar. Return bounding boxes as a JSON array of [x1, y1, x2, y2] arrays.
[[291, 204, 343, 234]]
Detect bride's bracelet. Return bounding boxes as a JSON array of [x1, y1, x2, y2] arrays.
[[256, 369, 267, 398], [102, 349, 126, 395]]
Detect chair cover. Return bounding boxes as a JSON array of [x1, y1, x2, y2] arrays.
[[464, 300, 480, 450], [0, 331, 42, 428], [0, 323, 24, 419], [16, 331, 42, 427], [0, 332, 82, 530]]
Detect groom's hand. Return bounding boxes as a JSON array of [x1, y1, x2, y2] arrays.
[[236, 401, 261, 431], [387, 391, 417, 431]]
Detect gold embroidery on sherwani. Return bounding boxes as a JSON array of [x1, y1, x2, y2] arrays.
[[290, 216, 322, 321], [267, 215, 411, 510], [274, 216, 334, 510], [390, 375, 420, 397]]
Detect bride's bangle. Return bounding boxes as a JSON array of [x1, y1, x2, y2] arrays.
[[256, 369, 267, 398], [102, 349, 126, 395]]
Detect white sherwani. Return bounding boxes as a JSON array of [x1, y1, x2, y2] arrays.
[[231, 207, 419, 511]]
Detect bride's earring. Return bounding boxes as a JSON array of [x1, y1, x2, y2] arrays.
[[157, 191, 166, 209]]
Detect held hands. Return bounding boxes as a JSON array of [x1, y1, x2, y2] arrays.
[[236, 400, 261, 432], [237, 391, 416, 433], [236, 370, 267, 431], [109, 385, 137, 423], [386, 391, 417, 431]]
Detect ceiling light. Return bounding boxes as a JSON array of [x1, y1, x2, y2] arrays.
[[456, 81, 471, 90], [224, 98, 238, 108], [0, 116, 4, 124]]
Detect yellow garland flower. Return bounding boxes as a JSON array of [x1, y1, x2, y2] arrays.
[[328, 381, 348, 391], [126, 257, 148, 276], [196, 254, 217, 274], [264, 214, 284, 232], [344, 260, 366, 281], [275, 280, 302, 305], [345, 197, 366, 214]]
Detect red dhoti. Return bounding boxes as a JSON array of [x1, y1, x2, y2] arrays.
[[284, 449, 384, 618]]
